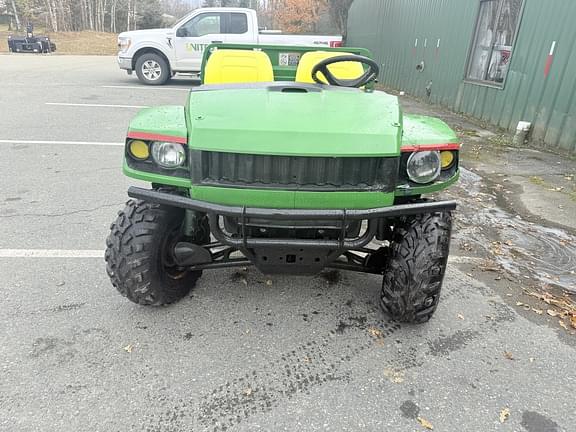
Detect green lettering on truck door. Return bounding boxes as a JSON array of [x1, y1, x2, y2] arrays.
[[186, 43, 209, 52]]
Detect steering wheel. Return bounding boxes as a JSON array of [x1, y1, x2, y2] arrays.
[[311, 55, 380, 88]]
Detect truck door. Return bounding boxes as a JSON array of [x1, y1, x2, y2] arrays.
[[173, 11, 254, 72], [173, 11, 226, 71], [226, 12, 253, 44]]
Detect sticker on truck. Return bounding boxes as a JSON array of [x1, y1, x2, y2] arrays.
[[186, 43, 210, 52], [279, 52, 302, 67]]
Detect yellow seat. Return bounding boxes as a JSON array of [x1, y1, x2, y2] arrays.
[[295, 51, 365, 84], [204, 49, 274, 85]]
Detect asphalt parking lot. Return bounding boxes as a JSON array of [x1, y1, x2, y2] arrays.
[[0, 55, 574, 432]]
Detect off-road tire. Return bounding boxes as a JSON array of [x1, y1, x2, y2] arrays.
[[380, 212, 452, 323], [135, 53, 171, 85], [105, 200, 208, 306]]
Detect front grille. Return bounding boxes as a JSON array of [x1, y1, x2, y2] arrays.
[[190, 151, 398, 192]]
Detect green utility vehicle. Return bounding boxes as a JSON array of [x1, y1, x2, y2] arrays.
[[105, 44, 460, 323]]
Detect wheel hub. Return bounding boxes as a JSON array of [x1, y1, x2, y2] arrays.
[[142, 60, 162, 81]]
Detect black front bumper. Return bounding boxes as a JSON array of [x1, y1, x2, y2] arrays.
[[128, 186, 456, 251], [129, 187, 457, 275], [129, 187, 456, 221]]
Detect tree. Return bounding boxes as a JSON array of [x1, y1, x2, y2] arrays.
[[161, 0, 195, 19], [274, 0, 326, 33], [10, 0, 21, 30], [6, 0, 262, 34], [326, 0, 354, 40], [138, 0, 163, 29]]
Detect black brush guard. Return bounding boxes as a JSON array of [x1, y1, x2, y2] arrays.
[[128, 187, 457, 275]]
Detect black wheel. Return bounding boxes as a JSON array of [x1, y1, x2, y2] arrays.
[[105, 200, 209, 306], [380, 212, 452, 323], [135, 53, 171, 85]]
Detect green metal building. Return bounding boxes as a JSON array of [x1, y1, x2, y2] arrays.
[[347, 0, 576, 154]]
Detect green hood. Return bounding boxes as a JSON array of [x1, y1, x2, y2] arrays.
[[187, 87, 401, 157]]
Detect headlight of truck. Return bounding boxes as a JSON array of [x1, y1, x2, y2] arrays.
[[406, 151, 441, 184], [151, 142, 186, 169], [118, 37, 131, 52]]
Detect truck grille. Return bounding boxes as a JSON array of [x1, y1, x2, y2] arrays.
[[191, 151, 398, 192]]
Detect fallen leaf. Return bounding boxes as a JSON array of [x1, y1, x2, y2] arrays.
[[368, 327, 384, 339], [559, 320, 568, 330], [417, 417, 434, 430], [384, 368, 405, 384], [457, 314, 465, 320], [480, 263, 500, 272], [500, 408, 510, 423], [123, 344, 133, 353], [571, 315, 576, 329], [504, 351, 514, 360]]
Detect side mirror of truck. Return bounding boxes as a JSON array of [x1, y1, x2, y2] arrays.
[[176, 27, 189, 38]]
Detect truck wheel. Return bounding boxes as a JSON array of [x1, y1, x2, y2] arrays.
[[135, 53, 170, 85], [380, 212, 452, 323], [105, 200, 208, 306]]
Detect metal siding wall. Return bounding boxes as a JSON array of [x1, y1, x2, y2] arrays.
[[348, 0, 576, 153]]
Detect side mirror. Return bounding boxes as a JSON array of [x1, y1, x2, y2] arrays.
[[176, 27, 188, 37]]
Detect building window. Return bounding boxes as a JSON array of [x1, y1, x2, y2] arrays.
[[467, 0, 524, 86]]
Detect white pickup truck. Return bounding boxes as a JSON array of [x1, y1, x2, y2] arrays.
[[117, 7, 343, 85]]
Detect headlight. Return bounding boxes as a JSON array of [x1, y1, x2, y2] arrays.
[[406, 151, 441, 184], [118, 37, 131, 52], [151, 142, 186, 169]]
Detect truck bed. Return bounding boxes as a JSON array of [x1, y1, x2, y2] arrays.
[[258, 33, 342, 48]]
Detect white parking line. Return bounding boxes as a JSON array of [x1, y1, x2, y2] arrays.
[[0, 249, 104, 258], [0, 139, 123, 146], [46, 102, 147, 109], [101, 85, 190, 92]]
